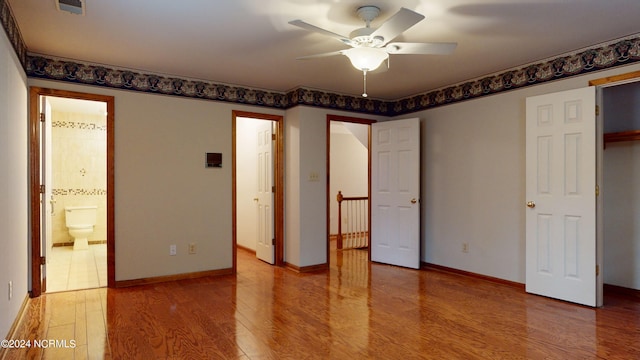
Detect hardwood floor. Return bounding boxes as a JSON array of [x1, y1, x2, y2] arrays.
[[3, 247, 640, 359]]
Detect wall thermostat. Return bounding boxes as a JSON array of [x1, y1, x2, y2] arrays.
[[206, 153, 222, 168]]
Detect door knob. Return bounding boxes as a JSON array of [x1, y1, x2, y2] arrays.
[[526, 201, 536, 208], [411, 198, 418, 204]]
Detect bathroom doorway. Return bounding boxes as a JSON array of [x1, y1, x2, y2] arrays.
[[29, 87, 115, 297]]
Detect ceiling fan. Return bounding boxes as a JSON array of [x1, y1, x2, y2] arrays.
[[289, 5, 457, 97]]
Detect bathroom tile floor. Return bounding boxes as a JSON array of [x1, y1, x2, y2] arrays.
[[46, 244, 107, 293]]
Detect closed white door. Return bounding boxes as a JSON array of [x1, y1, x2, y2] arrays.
[[371, 118, 421, 269], [525, 86, 597, 307], [256, 121, 275, 264]]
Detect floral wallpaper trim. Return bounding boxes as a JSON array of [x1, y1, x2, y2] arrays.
[[25, 34, 639, 117], [26, 54, 393, 116], [0, 0, 28, 68], [2, 0, 636, 116], [396, 35, 640, 115]]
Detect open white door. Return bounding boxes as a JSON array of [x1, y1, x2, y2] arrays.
[[525, 86, 597, 307], [256, 120, 275, 264], [39, 95, 52, 292], [371, 118, 420, 269], [44, 98, 53, 260]]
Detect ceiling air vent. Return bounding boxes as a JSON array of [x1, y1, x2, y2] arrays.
[[56, 0, 85, 15]]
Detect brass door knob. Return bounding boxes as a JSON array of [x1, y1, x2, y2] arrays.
[[411, 198, 418, 204], [526, 201, 536, 208]]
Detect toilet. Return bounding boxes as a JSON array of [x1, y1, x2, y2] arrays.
[[65, 206, 97, 250]]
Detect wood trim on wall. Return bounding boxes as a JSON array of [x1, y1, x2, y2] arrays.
[[115, 268, 234, 288], [236, 244, 256, 255], [326, 114, 376, 266], [588, 70, 640, 86], [28, 88, 41, 297], [422, 262, 526, 290], [28, 87, 115, 297], [232, 110, 284, 270], [603, 284, 640, 299], [284, 262, 329, 273]]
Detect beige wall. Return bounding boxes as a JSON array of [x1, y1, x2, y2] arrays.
[[410, 62, 640, 283], [30, 79, 288, 281], [0, 30, 28, 338], [285, 106, 328, 266], [235, 117, 260, 251], [28, 63, 640, 288]]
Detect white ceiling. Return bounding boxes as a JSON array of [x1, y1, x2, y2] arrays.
[[8, 0, 640, 100]]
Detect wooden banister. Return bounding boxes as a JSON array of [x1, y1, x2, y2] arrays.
[[336, 191, 369, 250]]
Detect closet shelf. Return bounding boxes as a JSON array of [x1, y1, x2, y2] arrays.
[[604, 130, 640, 146]]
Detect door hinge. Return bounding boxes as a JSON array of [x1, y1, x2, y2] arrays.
[[40, 112, 45, 122], [596, 185, 600, 197], [40, 256, 46, 265], [39, 184, 45, 194], [595, 105, 600, 116], [272, 238, 276, 245], [596, 264, 600, 276], [272, 186, 275, 193], [271, 133, 276, 141]]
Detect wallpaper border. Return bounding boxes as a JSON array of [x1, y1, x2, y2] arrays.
[[2, 1, 638, 116], [0, 0, 27, 68]]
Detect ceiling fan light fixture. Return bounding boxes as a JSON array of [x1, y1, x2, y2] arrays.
[[344, 47, 389, 71]]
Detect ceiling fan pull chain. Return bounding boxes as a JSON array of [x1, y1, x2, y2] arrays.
[[362, 70, 368, 98]]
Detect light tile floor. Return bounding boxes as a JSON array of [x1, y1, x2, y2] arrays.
[[46, 244, 107, 293]]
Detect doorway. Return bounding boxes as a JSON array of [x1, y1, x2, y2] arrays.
[[232, 111, 284, 270], [597, 77, 640, 296], [524, 71, 640, 306], [326, 114, 375, 266], [29, 87, 115, 297]]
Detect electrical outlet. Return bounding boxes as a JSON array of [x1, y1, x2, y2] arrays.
[[8, 281, 12, 300], [170, 244, 177, 256], [188, 243, 196, 254], [462, 243, 469, 253]]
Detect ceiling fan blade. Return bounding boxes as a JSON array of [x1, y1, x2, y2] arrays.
[[289, 20, 351, 45], [296, 50, 346, 60], [370, 7, 425, 44], [385, 42, 457, 55]]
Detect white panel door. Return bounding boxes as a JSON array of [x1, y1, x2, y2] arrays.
[[44, 98, 53, 255], [256, 120, 275, 264], [371, 118, 420, 269], [39, 95, 51, 291], [525, 86, 597, 306]]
